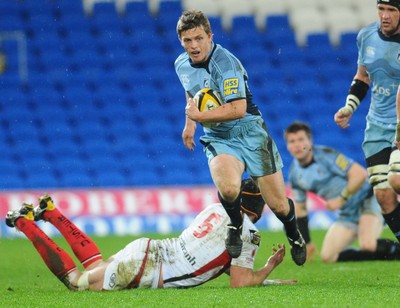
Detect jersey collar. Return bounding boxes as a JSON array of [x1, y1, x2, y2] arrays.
[[378, 28, 400, 42], [189, 42, 217, 69]]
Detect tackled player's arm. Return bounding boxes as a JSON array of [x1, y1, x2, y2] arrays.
[[228, 245, 286, 288]]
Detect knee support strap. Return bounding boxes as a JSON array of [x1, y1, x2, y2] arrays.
[[367, 164, 391, 190], [77, 271, 90, 291], [389, 149, 400, 176]]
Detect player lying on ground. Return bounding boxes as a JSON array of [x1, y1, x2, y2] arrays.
[[5, 179, 296, 290], [284, 121, 400, 263]]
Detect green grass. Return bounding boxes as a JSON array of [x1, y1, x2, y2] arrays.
[[1, 229, 399, 308]]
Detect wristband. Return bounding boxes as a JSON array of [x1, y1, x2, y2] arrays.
[[344, 79, 369, 114], [339, 187, 353, 202]]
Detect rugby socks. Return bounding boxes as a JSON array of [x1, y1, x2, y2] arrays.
[[382, 204, 400, 242], [218, 191, 243, 228], [276, 198, 301, 240], [297, 216, 311, 244], [42, 208, 102, 268], [337, 239, 400, 261], [15, 217, 77, 281], [337, 249, 377, 262]]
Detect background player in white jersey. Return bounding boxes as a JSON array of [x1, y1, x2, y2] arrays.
[[334, 0, 400, 244], [5, 179, 296, 290], [174, 9, 306, 264], [285, 122, 400, 263]]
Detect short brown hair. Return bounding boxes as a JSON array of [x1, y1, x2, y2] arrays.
[[284, 121, 313, 141], [176, 9, 212, 38]]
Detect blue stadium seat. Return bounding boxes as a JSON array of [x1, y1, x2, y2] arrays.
[[59, 171, 93, 188], [24, 167, 59, 189], [0, 15, 24, 31], [0, 173, 24, 190], [306, 33, 332, 50], [265, 15, 291, 32], [94, 169, 127, 187], [55, 0, 85, 15]]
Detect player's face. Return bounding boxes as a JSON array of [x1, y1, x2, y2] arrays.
[[286, 131, 313, 165], [378, 4, 400, 36], [180, 26, 213, 64]]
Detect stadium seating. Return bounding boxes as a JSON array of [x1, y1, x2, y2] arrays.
[[0, 0, 374, 189]]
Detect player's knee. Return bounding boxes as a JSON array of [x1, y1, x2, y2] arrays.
[[388, 173, 400, 194], [219, 185, 240, 203], [374, 188, 398, 213], [320, 252, 337, 263], [359, 241, 376, 252]]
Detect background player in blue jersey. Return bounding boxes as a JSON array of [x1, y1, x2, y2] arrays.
[[174, 9, 306, 264], [334, 0, 400, 244], [284, 122, 400, 263]]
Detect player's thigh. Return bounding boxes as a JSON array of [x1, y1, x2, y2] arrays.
[[209, 154, 244, 190], [321, 222, 356, 261], [358, 214, 382, 251]]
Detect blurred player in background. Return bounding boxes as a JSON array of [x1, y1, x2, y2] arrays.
[[334, 0, 400, 244], [285, 122, 400, 263], [174, 9, 306, 265], [5, 179, 296, 290]]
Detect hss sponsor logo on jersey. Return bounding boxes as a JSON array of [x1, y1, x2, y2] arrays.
[[223, 78, 239, 96]]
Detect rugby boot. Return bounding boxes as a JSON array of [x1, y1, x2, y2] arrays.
[[225, 224, 243, 258], [34, 194, 55, 221], [288, 231, 307, 266], [5, 203, 34, 228]]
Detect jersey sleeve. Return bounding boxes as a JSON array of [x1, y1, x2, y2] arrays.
[[213, 47, 247, 102], [320, 147, 354, 177], [356, 28, 365, 66]]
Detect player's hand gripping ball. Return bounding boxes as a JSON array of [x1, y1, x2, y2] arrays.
[[193, 88, 223, 128]]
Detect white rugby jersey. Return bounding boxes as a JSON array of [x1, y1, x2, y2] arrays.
[[103, 203, 260, 290], [160, 203, 260, 288]]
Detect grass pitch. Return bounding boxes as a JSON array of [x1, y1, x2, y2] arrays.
[[1, 229, 399, 308]]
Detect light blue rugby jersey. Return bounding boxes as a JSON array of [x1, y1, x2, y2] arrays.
[[289, 145, 372, 203], [174, 42, 261, 133], [357, 21, 400, 125]]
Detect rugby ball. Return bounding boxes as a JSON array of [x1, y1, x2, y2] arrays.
[[193, 88, 223, 128]]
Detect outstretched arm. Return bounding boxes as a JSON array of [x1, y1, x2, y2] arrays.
[[326, 162, 368, 211], [229, 244, 296, 288]]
